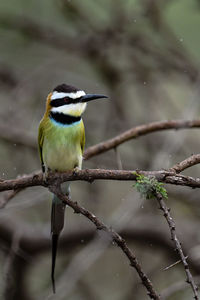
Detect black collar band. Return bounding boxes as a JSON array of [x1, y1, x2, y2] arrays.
[[50, 112, 81, 125]]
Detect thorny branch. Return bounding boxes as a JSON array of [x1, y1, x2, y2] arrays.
[[49, 184, 161, 300], [155, 192, 199, 299]]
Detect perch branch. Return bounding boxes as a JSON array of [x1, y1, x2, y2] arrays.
[[1, 166, 200, 192]]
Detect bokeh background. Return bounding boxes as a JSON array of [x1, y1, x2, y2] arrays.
[[1, 0, 200, 299]]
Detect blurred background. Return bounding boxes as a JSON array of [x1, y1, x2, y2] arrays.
[[1, 0, 200, 299]]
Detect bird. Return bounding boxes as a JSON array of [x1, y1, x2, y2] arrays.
[[38, 83, 107, 293]]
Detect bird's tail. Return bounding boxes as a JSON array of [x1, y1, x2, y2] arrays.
[[51, 183, 70, 293]]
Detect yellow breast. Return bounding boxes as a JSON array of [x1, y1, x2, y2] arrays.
[[42, 118, 85, 172]]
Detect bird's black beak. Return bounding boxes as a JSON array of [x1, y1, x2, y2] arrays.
[[81, 94, 108, 103]]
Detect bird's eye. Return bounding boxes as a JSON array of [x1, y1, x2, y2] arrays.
[[64, 97, 70, 104]]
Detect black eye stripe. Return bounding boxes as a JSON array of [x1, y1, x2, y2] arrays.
[[50, 97, 82, 107]]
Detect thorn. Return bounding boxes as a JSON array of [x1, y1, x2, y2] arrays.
[[163, 258, 188, 271]]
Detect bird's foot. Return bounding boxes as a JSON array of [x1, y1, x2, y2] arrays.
[[73, 166, 80, 176], [43, 172, 48, 186], [43, 168, 52, 186]]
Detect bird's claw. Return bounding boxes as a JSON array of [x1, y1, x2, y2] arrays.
[[43, 168, 52, 186], [43, 172, 49, 186], [73, 167, 80, 175]]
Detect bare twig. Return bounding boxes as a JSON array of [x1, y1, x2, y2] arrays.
[[0, 189, 22, 209], [49, 184, 161, 300], [155, 192, 199, 299], [84, 120, 200, 160], [170, 154, 200, 174]]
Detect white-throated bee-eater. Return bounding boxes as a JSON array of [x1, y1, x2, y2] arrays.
[[38, 84, 107, 293]]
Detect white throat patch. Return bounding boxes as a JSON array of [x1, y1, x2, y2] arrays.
[[51, 103, 87, 116]]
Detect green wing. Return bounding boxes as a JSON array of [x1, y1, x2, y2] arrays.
[[38, 121, 45, 172], [80, 122, 85, 154]]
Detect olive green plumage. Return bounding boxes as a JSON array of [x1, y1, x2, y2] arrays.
[[38, 116, 85, 172]]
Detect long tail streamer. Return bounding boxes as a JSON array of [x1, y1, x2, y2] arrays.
[[51, 199, 66, 293]]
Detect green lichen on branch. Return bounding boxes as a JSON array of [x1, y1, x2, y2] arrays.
[[134, 173, 168, 200]]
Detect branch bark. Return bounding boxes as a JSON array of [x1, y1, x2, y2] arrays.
[[155, 193, 199, 299], [49, 184, 161, 300], [1, 166, 200, 193], [170, 154, 200, 173]]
